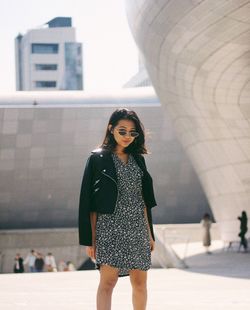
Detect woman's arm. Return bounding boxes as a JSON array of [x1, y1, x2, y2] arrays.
[[144, 208, 155, 251], [86, 212, 97, 260], [90, 212, 97, 244]]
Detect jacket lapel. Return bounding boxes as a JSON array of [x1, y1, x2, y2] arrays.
[[99, 150, 147, 183], [133, 154, 147, 175], [102, 151, 117, 182]]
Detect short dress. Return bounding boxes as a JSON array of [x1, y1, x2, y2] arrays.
[[95, 153, 151, 276]]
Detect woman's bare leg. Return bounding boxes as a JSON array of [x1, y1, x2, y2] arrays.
[[129, 269, 147, 310], [97, 265, 119, 310]]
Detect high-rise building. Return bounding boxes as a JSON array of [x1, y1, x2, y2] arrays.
[[15, 17, 83, 91]]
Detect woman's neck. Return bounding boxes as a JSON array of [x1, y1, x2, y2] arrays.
[[114, 145, 125, 155]]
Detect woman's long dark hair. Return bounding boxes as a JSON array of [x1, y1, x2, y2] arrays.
[[100, 108, 148, 154]]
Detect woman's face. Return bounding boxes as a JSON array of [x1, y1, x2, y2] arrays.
[[110, 119, 137, 149]]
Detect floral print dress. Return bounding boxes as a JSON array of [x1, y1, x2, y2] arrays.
[[95, 153, 151, 276]]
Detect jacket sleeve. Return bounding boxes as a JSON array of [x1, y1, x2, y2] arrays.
[[146, 207, 155, 241], [78, 155, 94, 246], [140, 155, 157, 208], [140, 155, 157, 241]]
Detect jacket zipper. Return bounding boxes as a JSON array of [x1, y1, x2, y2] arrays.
[[101, 171, 118, 207]]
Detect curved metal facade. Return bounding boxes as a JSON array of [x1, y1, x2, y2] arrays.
[[126, 0, 250, 240]]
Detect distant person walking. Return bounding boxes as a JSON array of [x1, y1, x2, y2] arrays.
[[201, 213, 212, 254], [238, 211, 248, 252], [14, 253, 24, 273], [23, 249, 37, 272], [45, 252, 57, 272], [35, 252, 45, 272]]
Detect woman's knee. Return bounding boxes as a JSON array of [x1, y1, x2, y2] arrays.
[[99, 277, 118, 292], [99, 265, 119, 292], [130, 271, 147, 291], [131, 280, 147, 291]]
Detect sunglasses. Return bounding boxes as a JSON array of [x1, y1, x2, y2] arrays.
[[117, 129, 139, 138]]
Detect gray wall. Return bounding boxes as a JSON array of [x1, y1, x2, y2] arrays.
[[0, 92, 211, 229], [0, 228, 85, 273], [0, 224, 221, 273]]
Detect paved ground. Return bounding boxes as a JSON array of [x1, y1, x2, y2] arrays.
[[1, 241, 250, 310]]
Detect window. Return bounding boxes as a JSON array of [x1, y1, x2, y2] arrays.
[[31, 44, 59, 54], [77, 46, 81, 55], [35, 81, 57, 88], [35, 64, 58, 71]]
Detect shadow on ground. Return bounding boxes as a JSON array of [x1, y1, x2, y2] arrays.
[[182, 248, 250, 279]]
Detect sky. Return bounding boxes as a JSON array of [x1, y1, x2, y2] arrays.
[[0, 0, 139, 92]]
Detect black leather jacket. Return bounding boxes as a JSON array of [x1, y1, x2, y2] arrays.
[[78, 148, 157, 246]]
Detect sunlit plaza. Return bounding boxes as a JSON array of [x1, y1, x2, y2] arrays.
[[1, 0, 250, 309], [1, 239, 250, 310]]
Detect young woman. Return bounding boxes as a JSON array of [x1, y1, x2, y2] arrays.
[[78, 108, 157, 310]]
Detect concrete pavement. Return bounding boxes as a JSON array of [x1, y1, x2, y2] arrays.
[[1, 241, 250, 310]]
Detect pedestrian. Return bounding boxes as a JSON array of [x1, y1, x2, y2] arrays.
[[66, 261, 76, 271], [23, 249, 37, 272], [238, 211, 248, 252], [34, 252, 45, 272], [14, 253, 24, 273], [45, 252, 57, 272], [201, 213, 212, 254], [78, 108, 157, 310], [57, 260, 67, 271]]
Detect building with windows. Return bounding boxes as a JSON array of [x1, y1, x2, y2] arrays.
[[15, 17, 83, 91]]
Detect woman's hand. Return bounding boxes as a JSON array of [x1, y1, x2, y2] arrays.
[[150, 238, 155, 252], [86, 244, 96, 261]]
